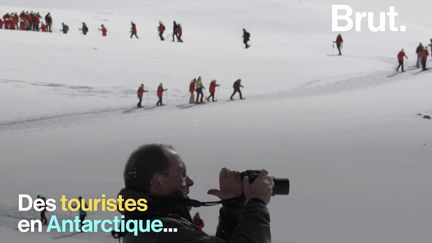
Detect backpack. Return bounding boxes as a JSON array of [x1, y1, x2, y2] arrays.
[[233, 81, 239, 88]]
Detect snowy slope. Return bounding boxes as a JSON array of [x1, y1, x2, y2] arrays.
[[1, 0, 432, 243]]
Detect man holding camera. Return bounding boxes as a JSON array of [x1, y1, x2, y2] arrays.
[[118, 144, 274, 243]]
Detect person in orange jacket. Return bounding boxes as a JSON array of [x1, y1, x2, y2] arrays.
[[207, 79, 220, 102], [99, 24, 107, 36], [156, 83, 167, 106], [421, 46, 429, 71], [192, 212, 204, 231], [189, 78, 196, 104], [334, 33, 343, 55], [137, 83, 148, 108], [130, 22, 138, 39], [396, 48, 408, 72], [158, 21, 165, 41]]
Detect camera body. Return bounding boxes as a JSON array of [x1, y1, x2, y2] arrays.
[[240, 170, 289, 195]]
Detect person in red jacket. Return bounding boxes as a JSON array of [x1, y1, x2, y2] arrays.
[[137, 83, 148, 108], [156, 83, 167, 106], [176, 24, 183, 42], [4, 16, 12, 30], [334, 33, 343, 55], [19, 19, 26, 31], [0, 18, 3, 29], [99, 24, 107, 36], [189, 78, 196, 104], [32, 12, 41, 31], [207, 79, 220, 102], [230, 79, 244, 100], [158, 21, 165, 41], [130, 22, 138, 39], [396, 48, 408, 72], [192, 212, 204, 231], [421, 46, 429, 71], [41, 22, 47, 32]]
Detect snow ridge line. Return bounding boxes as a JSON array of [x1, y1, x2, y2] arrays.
[[0, 78, 134, 97], [0, 107, 128, 131], [283, 68, 423, 98]]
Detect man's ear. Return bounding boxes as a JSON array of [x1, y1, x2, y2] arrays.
[[150, 173, 164, 195]]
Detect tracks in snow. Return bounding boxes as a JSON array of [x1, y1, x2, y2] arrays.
[[1, 64, 429, 134]]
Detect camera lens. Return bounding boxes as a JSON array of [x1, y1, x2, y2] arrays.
[[273, 178, 289, 195], [240, 170, 289, 196]]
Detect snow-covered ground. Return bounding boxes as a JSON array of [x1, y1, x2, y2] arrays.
[[1, 0, 432, 242]]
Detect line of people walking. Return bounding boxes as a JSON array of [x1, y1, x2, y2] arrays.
[[396, 42, 430, 72], [136, 78, 245, 108], [333, 34, 431, 72], [2, 12, 252, 47]]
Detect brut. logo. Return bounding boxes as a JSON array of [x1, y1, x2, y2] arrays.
[[332, 5, 406, 32]]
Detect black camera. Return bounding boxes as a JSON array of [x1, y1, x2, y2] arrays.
[[240, 170, 289, 195]]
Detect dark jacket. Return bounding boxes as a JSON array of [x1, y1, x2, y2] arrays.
[[242, 30, 250, 41], [118, 188, 271, 243], [416, 45, 424, 55], [233, 80, 242, 89], [81, 23, 88, 35]]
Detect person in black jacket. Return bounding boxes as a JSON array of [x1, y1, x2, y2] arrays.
[[242, 28, 250, 48], [415, 43, 424, 68], [61, 22, 69, 34], [230, 79, 244, 100], [44, 12, 52, 32], [36, 195, 48, 225], [80, 22, 88, 35], [429, 39, 432, 59], [118, 144, 273, 243], [172, 21, 178, 42]]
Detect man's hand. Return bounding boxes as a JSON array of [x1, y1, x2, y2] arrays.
[[208, 168, 243, 199], [243, 170, 274, 205]]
